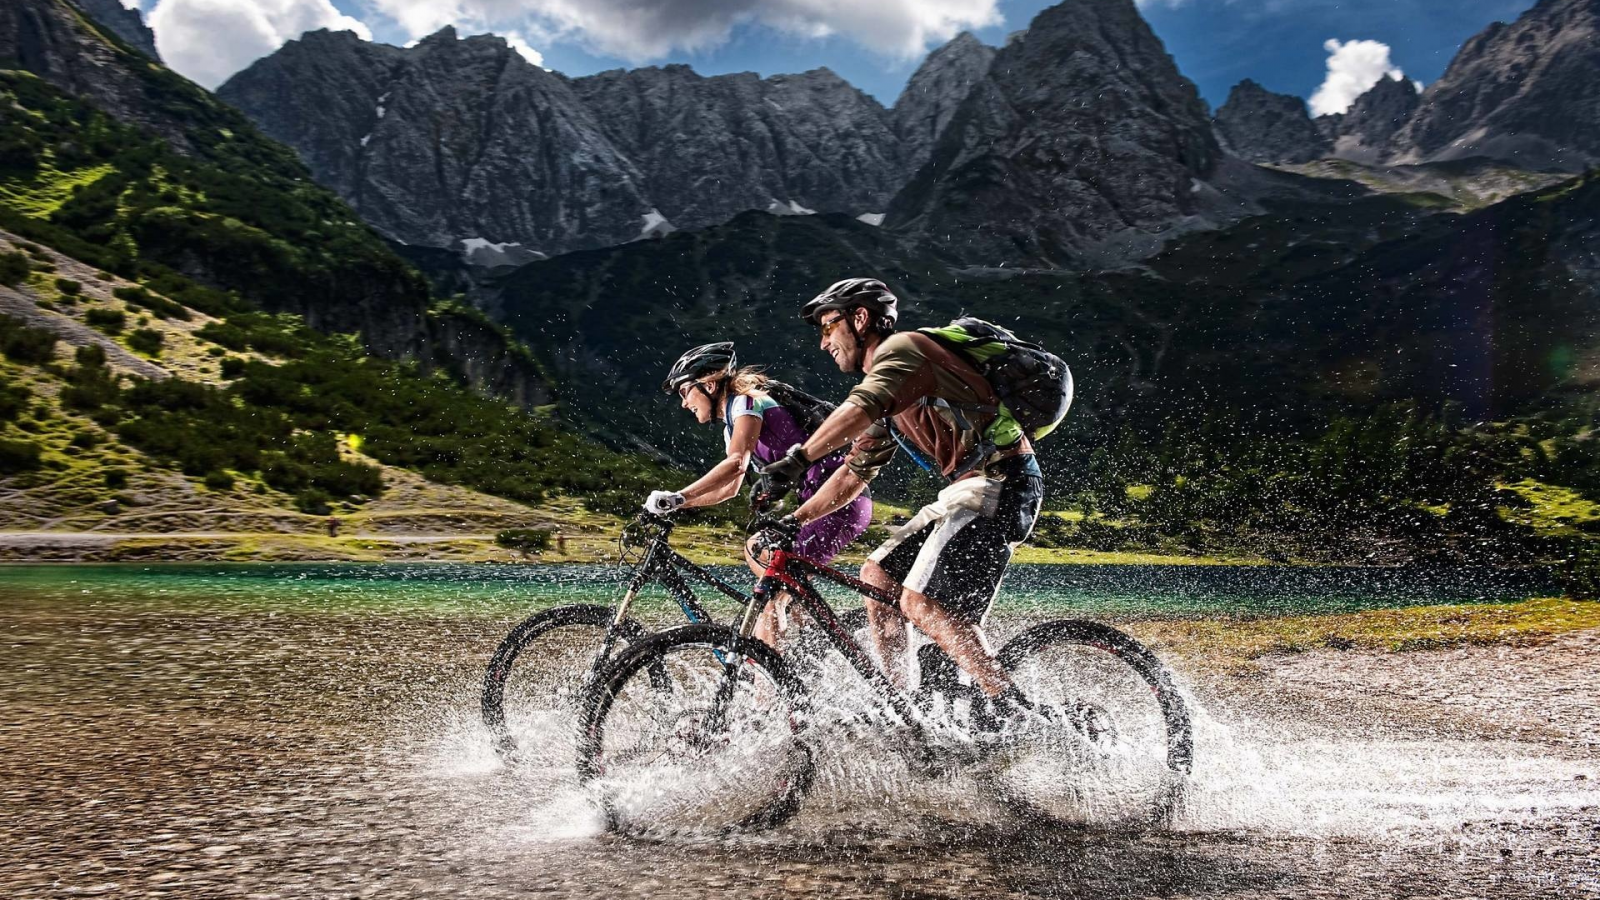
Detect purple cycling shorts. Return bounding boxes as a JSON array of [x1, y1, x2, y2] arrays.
[[793, 493, 873, 563]]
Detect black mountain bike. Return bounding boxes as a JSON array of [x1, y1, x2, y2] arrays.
[[576, 525, 1194, 836], [481, 513, 864, 754]]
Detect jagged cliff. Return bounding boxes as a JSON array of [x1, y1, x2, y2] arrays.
[[1213, 79, 1330, 164], [220, 29, 916, 258], [884, 0, 1225, 266], [1321, 75, 1421, 165], [1389, 0, 1600, 171], [72, 0, 159, 61], [890, 31, 997, 178]]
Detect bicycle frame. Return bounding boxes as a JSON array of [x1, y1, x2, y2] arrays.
[[595, 517, 754, 668], [741, 547, 928, 729]]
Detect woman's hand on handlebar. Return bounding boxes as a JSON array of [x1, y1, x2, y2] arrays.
[[643, 490, 686, 516]]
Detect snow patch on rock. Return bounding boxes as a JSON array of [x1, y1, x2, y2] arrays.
[[767, 199, 816, 216], [459, 237, 545, 268], [638, 208, 676, 238]]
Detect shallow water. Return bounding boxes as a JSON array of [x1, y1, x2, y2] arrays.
[[0, 560, 1558, 618], [1, 563, 1595, 898]]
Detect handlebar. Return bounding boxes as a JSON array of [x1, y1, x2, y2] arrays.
[[621, 511, 674, 551]]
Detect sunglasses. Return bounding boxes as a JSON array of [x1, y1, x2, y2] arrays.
[[677, 379, 711, 400], [818, 313, 849, 340]]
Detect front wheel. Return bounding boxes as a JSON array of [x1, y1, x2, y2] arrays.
[[577, 624, 814, 837], [983, 619, 1192, 827], [482, 603, 651, 756]]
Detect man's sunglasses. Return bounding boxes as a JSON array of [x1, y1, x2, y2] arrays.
[[818, 313, 849, 340]]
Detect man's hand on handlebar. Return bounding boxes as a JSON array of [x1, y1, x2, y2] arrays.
[[754, 445, 809, 506], [745, 513, 800, 569], [748, 512, 801, 550]]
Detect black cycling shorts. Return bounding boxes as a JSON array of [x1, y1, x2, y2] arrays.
[[868, 456, 1044, 624]]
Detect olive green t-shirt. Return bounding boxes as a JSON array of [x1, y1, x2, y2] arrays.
[[842, 332, 1028, 482]]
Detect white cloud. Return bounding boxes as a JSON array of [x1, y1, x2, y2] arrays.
[[120, 0, 143, 10], [147, 0, 373, 88], [1308, 38, 1406, 117], [362, 0, 1001, 62], [502, 30, 545, 67]]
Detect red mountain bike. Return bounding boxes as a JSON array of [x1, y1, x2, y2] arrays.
[[576, 516, 1193, 836]]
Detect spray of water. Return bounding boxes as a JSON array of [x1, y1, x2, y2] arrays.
[[392, 630, 1598, 852]]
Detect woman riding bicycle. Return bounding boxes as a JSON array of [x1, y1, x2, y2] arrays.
[[645, 342, 873, 647]]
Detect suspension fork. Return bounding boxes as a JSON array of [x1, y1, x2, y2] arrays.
[[705, 567, 783, 735], [589, 538, 662, 676]]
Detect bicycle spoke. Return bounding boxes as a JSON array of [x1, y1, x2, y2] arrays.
[[581, 628, 812, 836]]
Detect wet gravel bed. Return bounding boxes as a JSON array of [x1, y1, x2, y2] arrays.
[[2, 601, 1597, 898]]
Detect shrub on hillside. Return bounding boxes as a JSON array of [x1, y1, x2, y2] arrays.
[[126, 327, 163, 356], [61, 359, 120, 411], [0, 250, 28, 286], [75, 344, 106, 368], [294, 488, 334, 516], [54, 278, 81, 297], [114, 286, 190, 321], [203, 470, 235, 491], [85, 308, 125, 334], [0, 379, 28, 421], [0, 437, 41, 475], [0, 315, 58, 364], [195, 314, 306, 357], [496, 528, 553, 556]]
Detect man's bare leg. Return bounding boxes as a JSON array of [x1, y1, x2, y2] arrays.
[[899, 587, 1012, 697], [860, 560, 911, 689]]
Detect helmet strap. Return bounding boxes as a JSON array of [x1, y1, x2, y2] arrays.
[[700, 379, 725, 421], [845, 307, 870, 369]]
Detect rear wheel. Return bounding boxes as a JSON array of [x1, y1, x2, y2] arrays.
[[577, 624, 814, 837], [982, 620, 1192, 827], [482, 604, 651, 757]]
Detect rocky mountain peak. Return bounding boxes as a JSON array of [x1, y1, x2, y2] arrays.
[[2, 0, 196, 150], [1213, 79, 1330, 164], [891, 31, 996, 175], [1388, 0, 1600, 171], [885, 0, 1224, 267], [73, 0, 160, 61], [1324, 74, 1420, 163], [220, 32, 908, 258], [416, 24, 459, 47]]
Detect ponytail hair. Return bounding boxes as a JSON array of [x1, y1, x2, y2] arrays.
[[725, 365, 771, 398]]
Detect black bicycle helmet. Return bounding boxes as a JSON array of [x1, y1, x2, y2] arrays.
[[663, 341, 737, 392], [800, 278, 900, 327]]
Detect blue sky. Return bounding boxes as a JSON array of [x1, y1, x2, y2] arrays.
[[335, 0, 1538, 107], [142, 0, 1541, 111]]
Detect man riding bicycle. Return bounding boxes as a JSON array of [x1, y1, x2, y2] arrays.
[[756, 278, 1046, 723]]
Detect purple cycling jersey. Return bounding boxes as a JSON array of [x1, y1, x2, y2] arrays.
[[726, 392, 869, 563], [725, 393, 847, 502]]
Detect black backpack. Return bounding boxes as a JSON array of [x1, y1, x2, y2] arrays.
[[762, 381, 836, 435], [918, 317, 1074, 441]]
